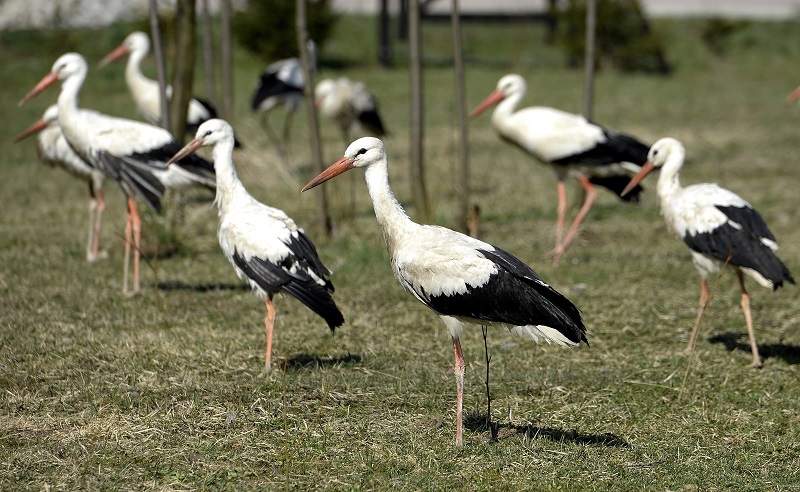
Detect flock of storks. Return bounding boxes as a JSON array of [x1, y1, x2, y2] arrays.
[[14, 30, 794, 446]]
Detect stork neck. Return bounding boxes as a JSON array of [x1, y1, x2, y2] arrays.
[[363, 161, 413, 246], [656, 152, 685, 205], [125, 49, 159, 99], [56, 72, 89, 157], [211, 139, 245, 213], [491, 89, 524, 129]]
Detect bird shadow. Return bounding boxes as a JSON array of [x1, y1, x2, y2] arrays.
[[708, 332, 800, 365], [156, 281, 250, 293], [279, 353, 363, 371], [464, 412, 629, 448]]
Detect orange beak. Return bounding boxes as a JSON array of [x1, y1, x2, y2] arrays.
[[301, 156, 356, 192], [621, 161, 656, 197], [19, 71, 59, 106], [469, 89, 505, 119], [167, 138, 205, 166], [785, 85, 800, 104], [98, 44, 130, 68], [13, 118, 48, 143]]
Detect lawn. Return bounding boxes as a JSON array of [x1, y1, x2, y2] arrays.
[[1, 14, 799, 490]]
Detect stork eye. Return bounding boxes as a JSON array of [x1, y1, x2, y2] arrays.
[[204, 130, 213, 137], [356, 148, 367, 156]]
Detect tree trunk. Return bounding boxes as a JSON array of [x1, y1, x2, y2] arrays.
[[450, 0, 469, 233], [220, 0, 234, 121], [149, 0, 169, 131], [200, 0, 217, 106], [297, 0, 332, 237], [408, 0, 430, 221], [169, 0, 196, 141]]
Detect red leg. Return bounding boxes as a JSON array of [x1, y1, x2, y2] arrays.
[[548, 174, 596, 263], [685, 278, 709, 354], [453, 336, 465, 446], [123, 200, 132, 295], [124, 197, 142, 297], [86, 188, 97, 262], [91, 188, 106, 261], [555, 178, 567, 246], [737, 270, 762, 368], [265, 294, 276, 369]]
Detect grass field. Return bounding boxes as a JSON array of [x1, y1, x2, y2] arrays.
[[1, 14, 800, 490]]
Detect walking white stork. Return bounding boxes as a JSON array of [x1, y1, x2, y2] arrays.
[[251, 41, 316, 142], [14, 104, 107, 262], [98, 31, 241, 147], [315, 77, 388, 144], [19, 52, 216, 296], [168, 119, 344, 368], [621, 137, 794, 368], [470, 73, 650, 263], [302, 137, 587, 446]]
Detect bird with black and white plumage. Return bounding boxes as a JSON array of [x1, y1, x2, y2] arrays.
[[19, 52, 216, 296], [302, 136, 587, 446], [14, 104, 107, 262], [251, 41, 316, 143], [315, 77, 388, 144], [168, 118, 344, 369], [99, 31, 241, 147], [470, 73, 650, 263], [622, 137, 794, 368]]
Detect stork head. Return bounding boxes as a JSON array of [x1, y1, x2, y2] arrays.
[[621, 137, 685, 197], [302, 137, 385, 192], [99, 31, 150, 68], [314, 78, 336, 107], [167, 119, 233, 165], [14, 105, 59, 143], [19, 53, 87, 106], [469, 73, 526, 119]]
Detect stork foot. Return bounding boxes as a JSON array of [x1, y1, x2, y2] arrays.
[[750, 358, 763, 369]]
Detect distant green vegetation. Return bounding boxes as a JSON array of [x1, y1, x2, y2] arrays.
[[1, 14, 799, 490]]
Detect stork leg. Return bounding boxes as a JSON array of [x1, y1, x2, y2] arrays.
[[86, 192, 98, 262], [123, 197, 142, 297], [453, 336, 465, 447], [737, 270, 762, 368], [282, 109, 296, 144], [554, 178, 568, 246], [685, 278, 709, 354], [123, 200, 132, 295], [547, 175, 596, 263], [89, 188, 106, 262], [264, 294, 276, 369]]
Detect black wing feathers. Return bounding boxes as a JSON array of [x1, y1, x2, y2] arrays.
[[97, 150, 164, 213]]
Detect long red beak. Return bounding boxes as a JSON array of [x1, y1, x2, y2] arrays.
[[13, 118, 48, 143], [469, 90, 505, 119], [19, 72, 59, 106], [98, 44, 129, 68], [301, 156, 356, 192], [785, 85, 800, 104], [621, 161, 656, 197], [167, 139, 205, 165]]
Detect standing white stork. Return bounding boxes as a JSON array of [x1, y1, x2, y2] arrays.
[[14, 104, 107, 262], [251, 41, 316, 143], [302, 137, 587, 446], [98, 31, 241, 147], [470, 73, 650, 263], [621, 138, 794, 368], [168, 119, 344, 368], [315, 77, 388, 144], [19, 52, 216, 296]]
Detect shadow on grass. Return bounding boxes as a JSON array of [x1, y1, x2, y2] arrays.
[[464, 412, 629, 447], [156, 281, 250, 293], [708, 332, 800, 365], [281, 353, 363, 371]]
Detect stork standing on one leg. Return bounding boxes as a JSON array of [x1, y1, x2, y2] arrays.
[[303, 137, 587, 446], [622, 137, 794, 368], [169, 119, 343, 368], [470, 74, 649, 263]]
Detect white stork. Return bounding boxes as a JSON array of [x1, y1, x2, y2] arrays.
[[302, 137, 587, 446], [251, 41, 316, 142], [14, 104, 107, 262], [470, 73, 650, 263], [621, 137, 794, 368], [168, 119, 344, 368], [19, 52, 216, 296], [98, 31, 242, 148], [315, 77, 388, 144]]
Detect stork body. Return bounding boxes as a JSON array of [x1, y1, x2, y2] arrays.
[[14, 105, 107, 261], [251, 42, 316, 143], [315, 77, 387, 143], [169, 119, 343, 368], [622, 138, 794, 367], [303, 137, 587, 446], [99, 32, 240, 146], [470, 74, 649, 263], [20, 53, 216, 296]]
